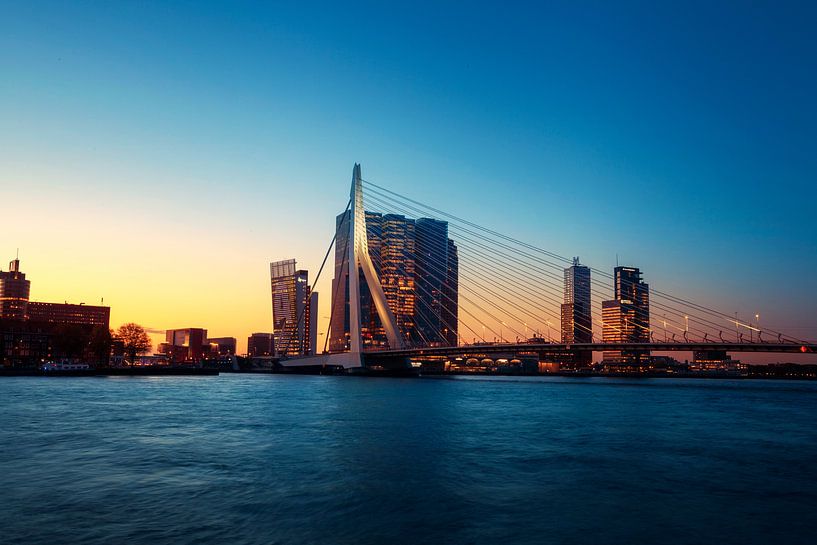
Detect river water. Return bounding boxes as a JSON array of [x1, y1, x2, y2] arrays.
[[1, 375, 815, 544]]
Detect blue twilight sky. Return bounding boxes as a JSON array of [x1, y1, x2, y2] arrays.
[[1, 1, 816, 354]]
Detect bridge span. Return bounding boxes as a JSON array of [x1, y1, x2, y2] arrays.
[[280, 164, 815, 373], [371, 342, 817, 359]]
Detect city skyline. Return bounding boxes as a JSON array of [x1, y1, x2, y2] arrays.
[[3, 3, 816, 361]]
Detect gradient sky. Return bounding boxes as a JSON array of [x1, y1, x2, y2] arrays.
[[2, 1, 816, 361]]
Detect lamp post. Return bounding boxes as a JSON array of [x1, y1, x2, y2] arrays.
[[735, 312, 739, 342]]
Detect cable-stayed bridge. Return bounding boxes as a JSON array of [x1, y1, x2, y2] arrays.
[[280, 164, 816, 373]]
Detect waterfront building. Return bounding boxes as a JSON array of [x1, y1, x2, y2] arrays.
[[0, 258, 31, 320], [414, 218, 450, 346], [602, 266, 650, 367], [270, 259, 317, 356], [159, 328, 209, 362], [379, 214, 416, 345], [247, 332, 274, 357], [441, 239, 459, 346], [207, 336, 237, 356], [0, 319, 51, 368], [329, 210, 459, 351], [307, 290, 318, 354], [560, 257, 592, 368], [561, 257, 592, 344], [329, 211, 352, 352], [690, 350, 746, 375], [27, 302, 110, 328]]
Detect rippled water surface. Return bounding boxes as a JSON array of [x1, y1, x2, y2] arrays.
[[1, 375, 816, 544]]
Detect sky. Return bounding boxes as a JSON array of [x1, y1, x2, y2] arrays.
[[2, 1, 816, 362]]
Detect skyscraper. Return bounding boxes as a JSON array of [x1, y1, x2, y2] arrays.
[[329, 210, 458, 350], [441, 238, 459, 346], [602, 266, 650, 367], [329, 211, 352, 352], [271, 259, 317, 356], [414, 218, 449, 346], [380, 214, 416, 344], [0, 258, 30, 320], [561, 257, 592, 344]]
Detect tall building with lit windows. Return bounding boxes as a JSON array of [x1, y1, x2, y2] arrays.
[[561, 257, 592, 344], [0, 258, 30, 320], [271, 259, 317, 356], [602, 266, 650, 367], [329, 210, 459, 351], [380, 214, 416, 344]]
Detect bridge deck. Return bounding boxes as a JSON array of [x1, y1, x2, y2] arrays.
[[369, 342, 815, 357]]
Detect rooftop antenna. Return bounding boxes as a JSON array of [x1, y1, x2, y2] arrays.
[[616, 253, 619, 267]]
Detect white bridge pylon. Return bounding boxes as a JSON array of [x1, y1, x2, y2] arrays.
[[281, 164, 403, 371], [348, 163, 404, 354]]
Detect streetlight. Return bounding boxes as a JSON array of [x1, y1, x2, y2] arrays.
[[735, 312, 740, 342], [500, 322, 506, 343], [546, 320, 552, 342], [684, 315, 689, 333]]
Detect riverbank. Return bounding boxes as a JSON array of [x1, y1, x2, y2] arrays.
[[0, 367, 219, 377]]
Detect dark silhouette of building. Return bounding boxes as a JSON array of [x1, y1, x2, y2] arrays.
[[159, 328, 210, 362], [247, 332, 273, 357], [0, 258, 30, 320], [0, 319, 51, 368], [0, 257, 112, 367], [207, 336, 237, 356], [441, 239, 459, 346]]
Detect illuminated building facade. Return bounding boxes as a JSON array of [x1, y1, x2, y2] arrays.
[[27, 302, 110, 328], [602, 266, 650, 366], [329, 210, 459, 351], [0, 258, 30, 320], [561, 258, 592, 344], [271, 259, 317, 356]]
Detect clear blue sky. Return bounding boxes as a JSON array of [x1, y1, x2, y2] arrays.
[[2, 1, 816, 353]]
